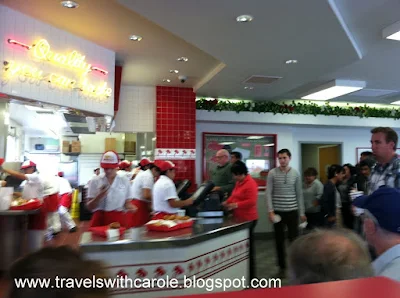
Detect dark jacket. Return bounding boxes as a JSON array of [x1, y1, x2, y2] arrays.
[[320, 180, 337, 218]]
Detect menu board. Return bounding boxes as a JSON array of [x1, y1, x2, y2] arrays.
[[203, 133, 277, 188]]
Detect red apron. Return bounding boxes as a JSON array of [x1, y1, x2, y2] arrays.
[[59, 193, 72, 209], [27, 193, 58, 230], [126, 200, 151, 228], [89, 210, 127, 228], [44, 193, 59, 212]]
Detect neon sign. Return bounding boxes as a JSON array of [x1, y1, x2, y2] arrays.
[[4, 38, 112, 99], [3, 61, 112, 99]]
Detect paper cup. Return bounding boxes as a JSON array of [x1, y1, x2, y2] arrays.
[[273, 214, 282, 223]]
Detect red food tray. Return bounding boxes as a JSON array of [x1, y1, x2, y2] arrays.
[[146, 220, 194, 232], [9, 199, 42, 211], [89, 226, 126, 238]]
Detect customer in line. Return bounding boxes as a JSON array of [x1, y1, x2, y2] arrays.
[[353, 186, 400, 282], [8, 246, 109, 298], [302, 167, 324, 229], [222, 160, 258, 280], [266, 148, 306, 277], [288, 228, 373, 284], [321, 165, 345, 228]]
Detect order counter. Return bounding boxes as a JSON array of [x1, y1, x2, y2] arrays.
[[79, 218, 252, 297], [0, 209, 40, 272]]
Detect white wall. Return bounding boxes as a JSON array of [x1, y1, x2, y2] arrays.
[[113, 86, 156, 132], [0, 5, 115, 116], [196, 111, 400, 186]]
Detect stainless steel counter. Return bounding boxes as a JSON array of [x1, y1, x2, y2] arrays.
[[80, 218, 252, 253], [0, 209, 40, 271]]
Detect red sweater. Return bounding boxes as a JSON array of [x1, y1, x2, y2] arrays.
[[225, 175, 258, 221]]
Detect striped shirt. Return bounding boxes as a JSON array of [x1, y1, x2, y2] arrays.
[[266, 167, 305, 216]]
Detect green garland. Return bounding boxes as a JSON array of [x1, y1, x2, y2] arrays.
[[196, 98, 400, 119]]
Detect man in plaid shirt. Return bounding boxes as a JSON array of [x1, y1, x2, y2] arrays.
[[369, 127, 400, 194]]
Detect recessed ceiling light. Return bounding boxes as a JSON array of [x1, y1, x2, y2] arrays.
[[60, 1, 79, 8], [236, 15, 253, 23], [177, 57, 189, 62], [244, 86, 254, 90], [129, 35, 142, 41], [285, 59, 298, 64], [163, 79, 171, 83], [169, 69, 179, 74]]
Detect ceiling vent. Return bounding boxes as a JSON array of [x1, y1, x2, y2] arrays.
[[352, 89, 398, 97], [243, 75, 282, 85]]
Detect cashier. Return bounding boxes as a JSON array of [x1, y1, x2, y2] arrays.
[[152, 160, 194, 219], [132, 158, 152, 180], [210, 149, 235, 197], [128, 162, 161, 227], [0, 160, 61, 251], [86, 151, 136, 227], [117, 160, 133, 180], [222, 160, 258, 280]]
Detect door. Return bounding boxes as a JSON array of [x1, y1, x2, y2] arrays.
[[319, 145, 341, 184]]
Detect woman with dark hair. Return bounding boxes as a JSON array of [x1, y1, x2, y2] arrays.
[[222, 160, 258, 280], [302, 167, 324, 229], [321, 164, 345, 228]]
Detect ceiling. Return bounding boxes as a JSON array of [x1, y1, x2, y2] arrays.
[[2, 0, 400, 104]]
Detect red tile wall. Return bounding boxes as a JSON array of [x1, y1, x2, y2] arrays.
[[156, 86, 196, 191]]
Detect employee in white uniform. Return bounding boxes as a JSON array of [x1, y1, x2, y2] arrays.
[[86, 151, 137, 227], [132, 158, 152, 180], [117, 160, 133, 180], [0, 160, 61, 251], [127, 162, 162, 227], [152, 160, 194, 219], [57, 172, 77, 233]]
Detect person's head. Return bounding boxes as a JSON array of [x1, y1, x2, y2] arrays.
[[353, 187, 400, 256], [370, 127, 398, 162], [231, 161, 248, 182], [343, 163, 356, 179], [215, 149, 230, 167], [118, 160, 131, 171], [288, 228, 373, 285], [8, 246, 108, 298], [139, 158, 152, 171], [94, 168, 100, 176], [327, 164, 345, 183], [149, 164, 161, 178], [100, 151, 119, 178], [20, 161, 36, 175], [230, 151, 242, 164], [360, 151, 373, 162], [155, 160, 176, 180], [359, 158, 374, 178], [278, 149, 291, 168], [303, 167, 318, 184]]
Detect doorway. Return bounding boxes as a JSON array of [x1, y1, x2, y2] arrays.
[[300, 143, 342, 184]]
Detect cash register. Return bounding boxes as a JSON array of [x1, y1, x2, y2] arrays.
[[185, 181, 225, 218]]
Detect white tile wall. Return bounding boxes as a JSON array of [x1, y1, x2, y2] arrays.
[[0, 5, 115, 116], [114, 85, 156, 132]]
